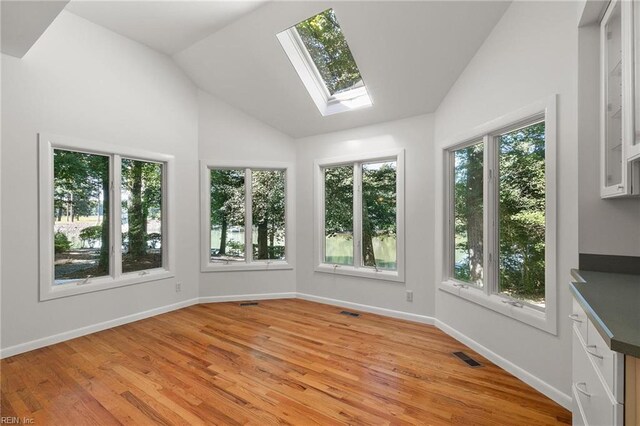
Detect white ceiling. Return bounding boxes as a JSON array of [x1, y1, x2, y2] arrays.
[[65, 1, 510, 138], [65, 0, 268, 55], [1, 1, 69, 58], [174, 1, 510, 137]]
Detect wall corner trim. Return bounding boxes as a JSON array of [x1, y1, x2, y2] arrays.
[[435, 319, 572, 410]]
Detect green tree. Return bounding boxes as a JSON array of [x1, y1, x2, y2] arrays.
[[454, 144, 484, 284], [498, 122, 546, 302], [210, 170, 245, 255], [323, 163, 397, 269], [53, 150, 109, 271], [252, 170, 285, 259], [453, 123, 546, 303], [121, 160, 162, 260], [295, 9, 362, 94], [361, 163, 397, 268]]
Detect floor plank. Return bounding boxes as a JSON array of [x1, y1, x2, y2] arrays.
[[1, 299, 571, 425]]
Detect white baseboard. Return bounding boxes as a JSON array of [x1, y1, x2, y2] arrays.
[[296, 293, 436, 325], [435, 319, 572, 410], [198, 292, 296, 304], [0, 297, 199, 359]]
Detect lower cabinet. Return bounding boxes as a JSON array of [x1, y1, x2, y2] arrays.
[[572, 299, 624, 425]]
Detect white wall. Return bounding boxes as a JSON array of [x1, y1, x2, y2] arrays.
[[198, 90, 297, 298], [577, 22, 640, 257], [1, 11, 200, 350], [295, 114, 435, 318], [433, 1, 579, 401]]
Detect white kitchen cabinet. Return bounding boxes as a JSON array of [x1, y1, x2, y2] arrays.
[[601, 0, 640, 198]]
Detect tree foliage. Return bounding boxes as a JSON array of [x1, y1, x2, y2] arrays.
[[252, 170, 286, 260], [362, 162, 397, 268], [498, 122, 546, 302], [453, 122, 546, 304], [453, 144, 484, 284], [210, 169, 245, 256], [121, 159, 162, 261], [295, 9, 362, 95], [54, 149, 110, 271], [323, 163, 397, 269]]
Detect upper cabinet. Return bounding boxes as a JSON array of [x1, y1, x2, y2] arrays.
[[600, 0, 640, 198]]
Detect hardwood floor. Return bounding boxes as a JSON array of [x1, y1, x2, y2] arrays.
[[1, 299, 571, 425]]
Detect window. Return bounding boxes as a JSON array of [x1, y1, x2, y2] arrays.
[[441, 97, 557, 334], [201, 162, 293, 272], [277, 8, 372, 116], [452, 141, 484, 287], [39, 134, 174, 301], [315, 150, 404, 282]]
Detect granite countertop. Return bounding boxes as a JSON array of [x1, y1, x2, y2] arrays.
[[570, 269, 640, 358]]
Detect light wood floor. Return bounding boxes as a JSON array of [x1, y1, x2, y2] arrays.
[[1, 299, 571, 425]]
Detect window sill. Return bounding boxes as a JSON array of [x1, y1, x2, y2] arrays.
[[41, 269, 174, 301], [315, 263, 404, 283], [438, 280, 556, 335], [201, 262, 293, 273]]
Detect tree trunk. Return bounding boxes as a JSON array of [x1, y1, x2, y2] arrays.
[[219, 217, 227, 255], [257, 221, 268, 259], [466, 148, 484, 283], [362, 213, 376, 267], [128, 162, 145, 258], [269, 227, 275, 258], [99, 178, 110, 273]]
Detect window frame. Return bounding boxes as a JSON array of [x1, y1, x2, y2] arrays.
[[314, 149, 405, 282], [276, 10, 373, 116], [200, 160, 294, 272], [440, 96, 557, 334], [38, 133, 175, 301]]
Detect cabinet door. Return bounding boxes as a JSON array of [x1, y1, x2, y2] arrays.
[[601, 0, 626, 197], [632, 0, 640, 161], [601, 0, 640, 198]]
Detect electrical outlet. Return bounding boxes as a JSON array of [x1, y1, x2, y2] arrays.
[[175, 282, 182, 293], [406, 290, 413, 302]]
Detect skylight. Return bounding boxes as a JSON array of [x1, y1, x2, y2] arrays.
[[277, 9, 372, 116]]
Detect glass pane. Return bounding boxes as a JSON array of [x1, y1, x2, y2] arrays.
[[604, 1, 623, 186], [498, 122, 546, 308], [121, 159, 163, 273], [252, 170, 286, 261], [294, 9, 364, 95], [324, 165, 353, 265], [53, 149, 110, 285], [452, 143, 484, 286], [362, 161, 397, 270], [210, 169, 245, 263]]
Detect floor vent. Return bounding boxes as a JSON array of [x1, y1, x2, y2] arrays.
[[239, 302, 259, 307], [452, 351, 482, 367], [340, 310, 360, 317]]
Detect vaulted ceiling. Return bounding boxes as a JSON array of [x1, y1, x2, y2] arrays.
[[67, 1, 510, 138]]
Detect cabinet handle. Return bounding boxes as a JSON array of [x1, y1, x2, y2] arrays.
[[586, 345, 604, 360], [575, 382, 591, 398], [568, 314, 583, 323]]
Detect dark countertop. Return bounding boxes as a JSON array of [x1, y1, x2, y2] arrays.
[[570, 269, 640, 358]]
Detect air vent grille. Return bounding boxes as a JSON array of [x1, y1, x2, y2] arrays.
[[452, 351, 482, 367], [239, 302, 259, 307], [340, 310, 360, 317]]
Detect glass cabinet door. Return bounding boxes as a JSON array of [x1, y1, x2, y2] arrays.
[[603, 0, 624, 192], [632, 0, 640, 160]]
